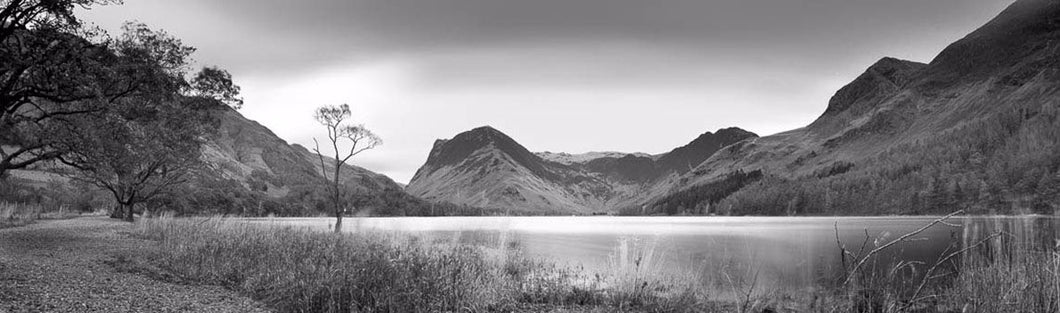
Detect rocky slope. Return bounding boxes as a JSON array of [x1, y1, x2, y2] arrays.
[[202, 108, 403, 199], [406, 126, 755, 213], [410, 0, 1060, 215], [189, 108, 420, 215], [649, 0, 1060, 215], [7, 108, 414, 216]]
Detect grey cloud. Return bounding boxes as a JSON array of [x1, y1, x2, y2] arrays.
[[156, 0, 1008, 76]]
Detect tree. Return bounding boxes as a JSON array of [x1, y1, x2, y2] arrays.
[[0, 0, 118, 42], [57, 23, 241, 221], [312, 104, 381, 232], [0, 0, 138, 176]]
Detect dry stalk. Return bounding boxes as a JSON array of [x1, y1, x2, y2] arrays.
[[842, 210, 965, 285]]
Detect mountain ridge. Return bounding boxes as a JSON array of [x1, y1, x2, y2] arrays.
[[408, 0, 1060, 216], [406, 126, 756, 213], [648, 0, 1060, 215]]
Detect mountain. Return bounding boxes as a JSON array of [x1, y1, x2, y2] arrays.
[[410, 0, 1060, 216], [203, 108, 404, 196], [537, 151, 652, 165], [6, 108, 422, 216], [406, 126, 756, 213], [647, 0, 1060, 215]]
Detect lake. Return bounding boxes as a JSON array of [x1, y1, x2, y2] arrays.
[[249, 215, 1059, 294]]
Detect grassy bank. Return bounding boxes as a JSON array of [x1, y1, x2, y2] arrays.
[[126, 217, 706, 312], [122, 217, 1058, 313], [0, 202, 82, 228]]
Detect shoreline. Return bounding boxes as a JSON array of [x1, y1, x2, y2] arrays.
[[0, 217, 269, 313]]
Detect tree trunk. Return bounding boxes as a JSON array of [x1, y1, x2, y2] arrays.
[[110, 204, 123, 219], [334, 210, 343, 233], [123, 203, 134, 222], [332, 161, 343, 233]]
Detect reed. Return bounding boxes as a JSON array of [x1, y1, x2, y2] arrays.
[[128, 217, 705, 313], [938, 239, 1059, 313], [126, 215, 1057, 313], [0, 202, 51, 228]]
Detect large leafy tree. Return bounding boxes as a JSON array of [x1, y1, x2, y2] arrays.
[[57, 23, 241, 221], [0, 0, 133, 176]]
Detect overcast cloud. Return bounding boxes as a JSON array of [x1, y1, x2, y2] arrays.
[[79, 0, 1012, 184]]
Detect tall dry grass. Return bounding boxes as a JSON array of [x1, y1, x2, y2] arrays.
[[797, 215, 1060, 313], [1, 202, 41, 225], [939, 239, 1059, 313], [127, 216, 1056, 313], [130, 217, 705, 313], [0, 202, 72, 228]]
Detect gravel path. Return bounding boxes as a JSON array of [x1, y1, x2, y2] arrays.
[[0, 217, 270, 313]]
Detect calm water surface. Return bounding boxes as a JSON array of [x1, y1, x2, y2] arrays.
[[250, 215, 1059, 292]]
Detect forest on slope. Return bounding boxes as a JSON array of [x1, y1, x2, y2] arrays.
[[644, 0, 1060, 216]]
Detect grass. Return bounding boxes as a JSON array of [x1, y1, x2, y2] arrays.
[[0, 202, 81, 228], [790, 215, 1060, 313], [121, 216, 1059, 313], [126, 216, 709, 313], [939, 240, 1059, 312]]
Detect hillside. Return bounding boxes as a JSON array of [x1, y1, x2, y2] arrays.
[[406, 126, 755, 213], [5, 109, 429, 217], [204, 108, 402, 199], [408, 0, 1060, 216], [647, 0, 1060, 215]]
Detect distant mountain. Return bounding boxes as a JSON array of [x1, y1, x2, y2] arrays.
[[410, 0, 1060, 216], [537, 151, 652, 165], [406, 126, 755, 213], [647, 0, 1060, 215]]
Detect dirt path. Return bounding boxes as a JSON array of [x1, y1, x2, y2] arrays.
[[0, 217, 270, 313]]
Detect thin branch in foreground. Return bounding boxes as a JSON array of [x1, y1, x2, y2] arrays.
[[903, 232, 1004, 311], [843, 210, 965, 285]]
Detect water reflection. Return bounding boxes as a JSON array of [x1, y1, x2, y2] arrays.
[[249, 215, 1058, 293]]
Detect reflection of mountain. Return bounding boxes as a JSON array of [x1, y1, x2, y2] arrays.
[[410, 0, 1060, 215], [405, 126, 755, 213]]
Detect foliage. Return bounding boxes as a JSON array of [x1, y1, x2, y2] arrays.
[[52, 22, 241, 221], [642, 170, 762, 215], [660, 94, 1060, 216], [0, 0, 127, 175]]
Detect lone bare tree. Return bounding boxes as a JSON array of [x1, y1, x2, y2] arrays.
[[312, 104, 381, 232]]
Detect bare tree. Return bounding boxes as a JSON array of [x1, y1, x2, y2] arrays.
[[312, 104, 381, 232]]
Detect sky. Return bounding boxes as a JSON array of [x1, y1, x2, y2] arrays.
[[77, 0, 1013, 184]]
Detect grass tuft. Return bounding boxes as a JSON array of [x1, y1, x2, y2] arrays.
[[0, 202, 79, 228], [129, 216, 705, 312]]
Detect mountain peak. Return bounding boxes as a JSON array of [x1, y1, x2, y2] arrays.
[[714, 127, 756, 139], [656, 127, 758, 174], [412, 126, 552, 181], [468, 125, 501, 134], [819, 56, 926, 117]]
